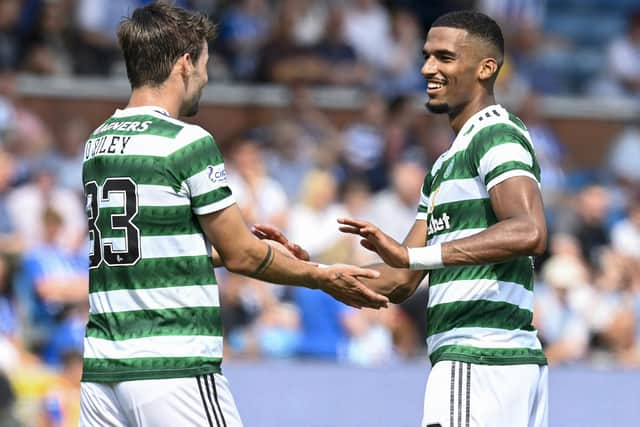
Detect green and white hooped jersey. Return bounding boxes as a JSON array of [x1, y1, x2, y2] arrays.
[[417, 104, 547, 367], [81, 106, 235, 382]]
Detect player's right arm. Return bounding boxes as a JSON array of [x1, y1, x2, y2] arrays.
[[197, 204, 388, 309], [252, 221, 428, 304]]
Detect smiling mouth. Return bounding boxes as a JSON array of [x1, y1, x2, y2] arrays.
[[427, 80, 446, 95]]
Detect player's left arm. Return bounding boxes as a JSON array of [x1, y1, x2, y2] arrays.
[[441, 175, 547, 264]]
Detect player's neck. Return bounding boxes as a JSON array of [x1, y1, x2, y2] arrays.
[[127, 86, 181, 118], [449, 93, 496, 135]]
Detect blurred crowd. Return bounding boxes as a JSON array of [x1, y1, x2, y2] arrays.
[[0, 0, 639, 425], [1, 0, 640, 96]]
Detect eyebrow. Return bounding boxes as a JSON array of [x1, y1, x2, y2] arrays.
[[422, 48, 457, 57]]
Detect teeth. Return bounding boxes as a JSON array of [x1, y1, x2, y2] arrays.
[[428, 82, 444, 89]]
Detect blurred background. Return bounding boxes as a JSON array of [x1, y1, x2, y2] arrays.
[[0, 0, 639, 426]]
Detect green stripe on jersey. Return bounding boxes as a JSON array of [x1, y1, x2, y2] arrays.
[[427, 300, 534, 336], [484, 160, 539, 185], [89, 256, 215, 293], [430, 345, 547, 366], [83, 155, 169, 187], [192, 187, 233, 209], [91, 115, 183, 139], [168, 136, 224, 182], [86, 306, 222, 341], [429, 198, 496, 237], [82, 356, 221, 382], [429, 258, 534, 290]]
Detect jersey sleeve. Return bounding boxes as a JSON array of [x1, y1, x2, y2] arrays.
[[416, 172, 432, 221], [467, 125, 540, 192], [167, 132, 235, 215]]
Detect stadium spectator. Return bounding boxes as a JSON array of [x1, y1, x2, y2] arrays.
[[285, 85, 340, 148], [477, 0, 546, 32], [74, 0, 140, 75], [42, 117, 88, 193], [611, 198, 640, 260], [383, 95, 424, 166], [604, 9, 640, 97], [289, 0, 329, 47], [287, 170, 351, 263], [218, 0, 271, 80], [293, 285, 352, 360], [367, 160, 423, 242], [607, 123, 640, 189], [0, 149, 23, 256], [0, 255, 20, 372], [264, 120, 316, 200], [255, 1, 328, 84], [555, 185, 611, 266], [0, 0, 22, 70], [6, 166, 86, 251], [534, 253, 591, 365], [376, 9, 424, 98], [342, 0, 393, 69], [340, 91, 389, 191], [227, 138, 288, 229], [17, 208, 88, 351], [21, 0, 74, 76], [39, 350, 82, 427], [517, 93, 567, 212], [310, 5, 373, 86]]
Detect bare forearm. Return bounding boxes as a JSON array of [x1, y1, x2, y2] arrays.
[[442, 217, 546, 266], [224, 241, 320, 288], [358, 263, 425, 303]]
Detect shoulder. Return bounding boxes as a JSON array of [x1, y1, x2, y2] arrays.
[[168, 122, 218, 154], [468, 118, 532, 157]]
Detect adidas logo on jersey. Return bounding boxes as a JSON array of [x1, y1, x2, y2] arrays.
[[428, 212, 451, 234]]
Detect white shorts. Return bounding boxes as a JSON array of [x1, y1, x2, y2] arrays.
[[421, 361, 548, 427], [80, 373, 243, 427]]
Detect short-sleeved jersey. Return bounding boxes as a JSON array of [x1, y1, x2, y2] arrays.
[[417, 104, 547, 367], [81, 106, 235, 382]]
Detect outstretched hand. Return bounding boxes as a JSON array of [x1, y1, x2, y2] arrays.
[[251, 224, 310, 261], [316, 264, 388, 309], [338, 217, 409, 268]]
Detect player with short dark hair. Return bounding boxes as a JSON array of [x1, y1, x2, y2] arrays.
[[78, 3, 388, 426], [256, 10, 549, 427]]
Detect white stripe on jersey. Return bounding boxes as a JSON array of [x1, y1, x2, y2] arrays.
[[138, 184, 189, 207], [427, 327, 543, 353], [83, 335, 224, 359], [185, 163, 230, 198], [89, 285, 220, 314], [102, 234, 209, 259], [427, 228, 485, 245], [432, 177, 489, 206], [486, 170, 539, 192], [192, 196, 235, 215], [428, 279, 533, 311]]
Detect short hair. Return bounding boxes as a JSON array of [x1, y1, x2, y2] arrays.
[[117, 2, 216, 89], [432, 10, 504, 67]]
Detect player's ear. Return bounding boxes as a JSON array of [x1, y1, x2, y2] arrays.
[[177, 52, 194, 78], [477, 57, 498, 82]]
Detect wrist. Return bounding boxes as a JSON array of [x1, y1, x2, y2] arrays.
[[307, 264, 328, 289], [407, 244, 444, 270]]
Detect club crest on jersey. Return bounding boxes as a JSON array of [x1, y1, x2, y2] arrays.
[[443, 160, 455, 179], [207, 164, 227, 184]]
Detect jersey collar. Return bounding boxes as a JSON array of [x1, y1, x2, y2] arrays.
[[113, 106, 171, 118]]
